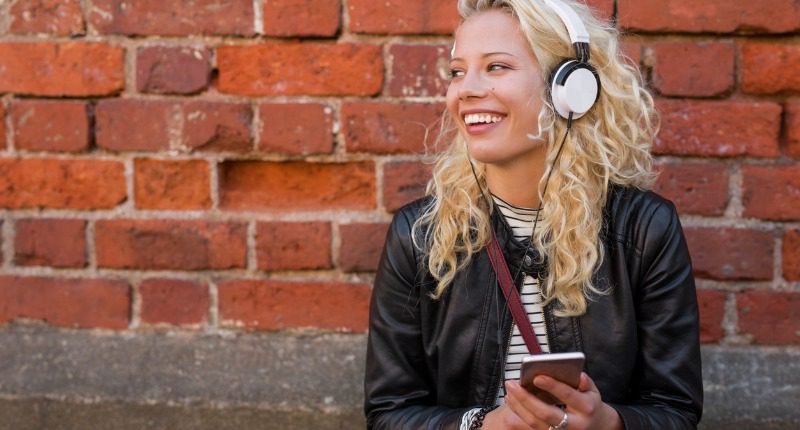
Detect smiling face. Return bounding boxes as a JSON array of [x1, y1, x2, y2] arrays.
[[447, 9, 547, 168]]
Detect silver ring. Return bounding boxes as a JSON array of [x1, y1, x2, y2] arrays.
[[552, 411, 569, 429]]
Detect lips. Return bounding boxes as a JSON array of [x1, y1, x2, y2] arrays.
[[461, 111, 507, 134]]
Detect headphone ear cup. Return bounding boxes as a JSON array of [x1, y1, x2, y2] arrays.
[[549, 60, 601, 120]]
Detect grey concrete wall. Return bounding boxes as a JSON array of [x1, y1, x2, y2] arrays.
[[0, 325, 798, 429]]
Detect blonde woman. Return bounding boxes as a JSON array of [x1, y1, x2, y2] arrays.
[[365, 1, 702, 429]]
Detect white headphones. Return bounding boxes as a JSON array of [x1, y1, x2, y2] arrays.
[[541, 0, 601, 120]]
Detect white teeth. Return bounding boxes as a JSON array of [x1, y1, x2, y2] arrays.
[[464, 113, 503, 125]]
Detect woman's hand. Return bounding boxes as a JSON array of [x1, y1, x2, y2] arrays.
[[481, 404, 535, 430], [504, 372, 623, 430]]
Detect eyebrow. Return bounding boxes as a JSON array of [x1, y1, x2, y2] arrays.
[[450, 51, 518, 62]]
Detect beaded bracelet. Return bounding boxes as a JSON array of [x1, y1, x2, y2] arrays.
[[469, 405, 499, 430]]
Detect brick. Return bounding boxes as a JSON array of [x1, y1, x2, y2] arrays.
[[0, 276, 129, 329], [89, 0, 254, 36], [11, 100, 89, 152], [618, 0, 800, 34], [742, 165, 800, 221], [95, 99, 171, 152], [342, 102, 444, 154], [258, 103, 333, 155], [218, 280, 370, 331], [339, 223, 390, 272], [0, 158, 126, 209], [136, 47, 211, 95], [95, 220, 247, 270], [0, 104, 6, 150], [652, 162, 729, 216], [220, 161, 376, 210], [654, 100, 781, 158], [256, 222, 332, 271], [383, 160, 432, 212], [583, 0, 613, 21], [180, 101, 252, 152], [684, 227, 774, 281], [620, 41, 642, 67], [9, 0, 84, 35], [14, 219, 87, 268], [741, 43, 800, 95], [217, 43, 383, 96], [737, 290, 800, 345], [652, 41, 734, 97], [140, 279, 209, 326], [787, 100, 800, 157], [96, 100, 251, 152], [784, 229, 800, 281], [0, 42, 124, 97], [697, 289, 726, 344], [134, 159, 211, 210], [388, 44, 450, 97], [348, 0, 459, 34], [263, 0, 340, 37]]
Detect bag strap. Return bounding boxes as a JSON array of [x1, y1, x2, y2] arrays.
[[486, 230, 543, 355]]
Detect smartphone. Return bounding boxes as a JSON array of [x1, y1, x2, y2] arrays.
[[520, 352, 585, 405]]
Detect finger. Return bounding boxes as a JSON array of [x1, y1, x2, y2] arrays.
[[506, 381, 564, 428], [533, 374, 589, 411], [578, 372, 599, 393]]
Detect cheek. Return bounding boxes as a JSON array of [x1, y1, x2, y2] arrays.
[[445, 86, 461, 122]]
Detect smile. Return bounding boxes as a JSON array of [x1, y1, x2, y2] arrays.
[[462, 112, 506, 134]]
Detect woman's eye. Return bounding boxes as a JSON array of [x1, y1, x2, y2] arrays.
[[449, 69, 465, 79], [488, 63, 509, 72]]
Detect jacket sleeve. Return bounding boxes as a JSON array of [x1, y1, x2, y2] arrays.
[[364, 208, 474, 430], [610, 199, 703, 428]]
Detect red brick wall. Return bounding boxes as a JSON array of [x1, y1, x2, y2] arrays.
[[0, 0, 797, 346]]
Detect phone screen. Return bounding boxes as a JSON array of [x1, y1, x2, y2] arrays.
[[519, 352, 585, 405]]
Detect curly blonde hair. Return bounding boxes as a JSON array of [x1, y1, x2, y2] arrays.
[[412, 0, 658, 316]]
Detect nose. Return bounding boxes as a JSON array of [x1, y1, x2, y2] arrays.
[[457, 70, 489, 101]]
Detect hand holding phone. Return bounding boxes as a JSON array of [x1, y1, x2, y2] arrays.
[[519, 352, 585, 405]]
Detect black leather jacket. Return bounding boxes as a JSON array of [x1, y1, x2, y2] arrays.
[[365, 186, 703, 429]]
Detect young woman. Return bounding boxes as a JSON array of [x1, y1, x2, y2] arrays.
[[364, 1, 703, 429]]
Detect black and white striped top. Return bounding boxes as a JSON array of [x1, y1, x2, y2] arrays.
[[461, 196, 550, 429]]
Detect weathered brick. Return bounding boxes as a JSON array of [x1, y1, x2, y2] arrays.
[[618, 0, 800, 34], [256, 222, 332, 271], [258, 103, 333, 155], [136, 46, 211, 95], [737, 290, 800, 345], [741, 43, 800, 95], [697, 289, 726, 344], [383, 160, 432, 212], [263, 0, 340, 37], [339, 223, 390, 273], [784, 229, 800, 281], [218, 280, 370, 332], [0, 42, 124, 96], [9, 0, 84, 35], [653, 162, 729, 216], [180, 101, 252, 152], [653, 41, 734, 97], [0, 276, 129, 329], [0, 104, 7, 150], [787, 100, 800, 158], [95, 99, 172, 152], [583, 0, 613, 20], [14, 219, 87, 268], [342, 102, 444, 154], [620, 41, 642, 66], [0, 158, 127, 209], [684, 227, 774, 281], [11, 100, 89, 152], [742, 165, 800, 221], [348, 0, 459, 34], [654, 100, 781, 158], [388, 44, 450, 97], [134, 159, 211, 210], [95, 220, 247, 270], [89, 0, 254, 36], [140, 279, 209, 326], [96, 100, 251, 152], [217, 43, 383, 96], [220, 161, 376, 210]]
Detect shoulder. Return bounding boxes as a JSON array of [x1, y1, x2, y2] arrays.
[[604, 185, 681, 252], [389, 196, 434, 240]]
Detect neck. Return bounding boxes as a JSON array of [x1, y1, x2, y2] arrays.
[[485, 147, 547, 208]]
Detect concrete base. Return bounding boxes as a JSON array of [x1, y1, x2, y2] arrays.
[[0, 325, 797, 429]]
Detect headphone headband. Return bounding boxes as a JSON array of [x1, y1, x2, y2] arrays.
[[540, 0, 590, 45]]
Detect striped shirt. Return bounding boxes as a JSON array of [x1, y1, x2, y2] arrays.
[[461, 196, 549, 430]]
